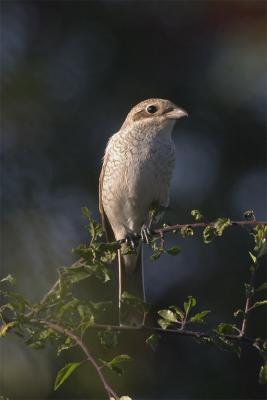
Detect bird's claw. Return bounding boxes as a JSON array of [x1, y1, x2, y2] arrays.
[[125, 233, 139, 250], [141, 225, 152, 244]]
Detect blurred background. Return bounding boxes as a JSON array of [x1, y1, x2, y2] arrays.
[[1, 1, 266, 399]]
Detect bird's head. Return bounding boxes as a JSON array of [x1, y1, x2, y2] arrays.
[[121, 98, 188, 135]]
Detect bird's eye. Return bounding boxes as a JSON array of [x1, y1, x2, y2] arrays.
[[146, 105, 157, 114]]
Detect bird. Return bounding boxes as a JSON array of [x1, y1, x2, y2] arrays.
[[99, 98, 188, 325]]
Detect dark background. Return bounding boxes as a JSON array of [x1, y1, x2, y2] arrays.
[[1, 1, 266, 399]]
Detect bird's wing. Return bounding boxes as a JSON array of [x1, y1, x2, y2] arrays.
[[99, 154, 116, 243]]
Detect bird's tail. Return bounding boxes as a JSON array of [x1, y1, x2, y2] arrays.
[[118, 244, 146, 326]]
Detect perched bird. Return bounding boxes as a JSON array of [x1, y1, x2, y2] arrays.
[[99, 98, 188, 325]]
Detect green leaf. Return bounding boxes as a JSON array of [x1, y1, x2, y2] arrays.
[[166, 246, 180, 256], [54, 362, 81, 391], [183, 296, 197, 314], [253, 225, 267, 253], [101, 354, 131, 375], [249, 300, 267, 311], [158, 309, 177, 323], [191, 209, 204, 221], [214, 335, 241, 357], [249, 251, 257, 264], [0, 275, 16, 285], [98, 329, 118, 349], [0, 321, 17, 337], [190, 310, 210, 324], [57, 337, 75, 356], [157, 318, 171, 330], [81, 206, 92, 220], [233, 309, 244, 317], [203, 225, 216, 243], [180, 225, 194, 238], [255, 282, 267, 292], [214, 218, 232, 236], [121, 291, 149, 313], [169, 305, 184, 320], [108, 354, 131, 367], [81, 207, 103, 241], [216, 323, 235, 335], [119, 397, 132, 400], [258, 240, 267, 259], [145, 334, 160, 351], [150, 248, 164, 261], [90, 300, 112, 311], [121, 291, 142, 304], [259, 364, 267, 384]]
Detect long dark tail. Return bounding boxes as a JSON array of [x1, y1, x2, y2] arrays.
[[118, 244, 146, 326]]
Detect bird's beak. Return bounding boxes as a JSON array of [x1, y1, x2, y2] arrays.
[[166, 107, 188, 120]]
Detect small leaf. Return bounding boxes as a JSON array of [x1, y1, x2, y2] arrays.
[[184, 296, 197, 313], [166, 246, 180, 256], [145, 334, 160, 351], [249, 300, 267, 311], [157, 318, 171, 330], [259, 364, 267, 384], [81, 206, 92, 220], [255, 282, 267, 292], [216, 323, 235, 335], [158, 309, 177, 323], [0, 321, 17, 337], [169, 305, 184, 320], [57, 337, 75, 356], [258, 240, 267, 259], [249, 251, 257, 264], [54, 362, 81, 391], [119, 397, 133, 400], [203, 225, 216, 243], [108, 354, 131, 367], [190, 310, 210, 324], [233, 309, 244, 317], [191, 209, 204, 221], [98, 329, 118, 349], [101, 354, 131, 375], [214, 218, 232, 236], [150, 248, 164, 261], [180, 226, 194, 238], [0, 275, 16, 285], [243, 210, 255, 220]]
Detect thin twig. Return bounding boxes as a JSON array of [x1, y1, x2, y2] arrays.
[[38, 320, 120, 400], [117, 220, 267, 244], [90, 323, 255, 344], [239, 262, 258, 337], [154, 220, 267, 235]]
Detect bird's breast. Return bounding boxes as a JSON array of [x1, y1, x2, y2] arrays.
[[102, 134, 175, 235]]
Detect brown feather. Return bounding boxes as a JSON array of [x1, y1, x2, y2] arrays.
[[99, 155, 115, 243]]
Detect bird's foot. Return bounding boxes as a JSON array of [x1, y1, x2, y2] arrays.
[[124, 233, 139, 250], [141, 224, 152, 244]]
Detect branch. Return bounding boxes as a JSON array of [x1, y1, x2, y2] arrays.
[[116, 219, 267, 244], [38, 320, 119, 400], [152, 220, 266, 236], [90, 323, 255, 344], [33, 219, 266, 314], [239, 262, 258, 337]]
